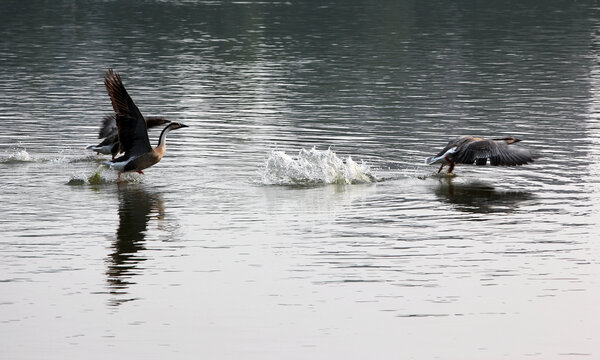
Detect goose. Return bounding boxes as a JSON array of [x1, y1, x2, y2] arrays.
[[86, 114, 170, 159], [103, 68, 188, 177], [425, 136, 535, 174]]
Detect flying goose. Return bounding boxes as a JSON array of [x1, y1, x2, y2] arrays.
[[103, 68, 188, 177], [425, 136, 535, 174], [86, 114, 170, 158]]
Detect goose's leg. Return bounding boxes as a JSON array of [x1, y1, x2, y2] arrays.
[[437, 164, 444, 173], [448, 163, 455, 173]]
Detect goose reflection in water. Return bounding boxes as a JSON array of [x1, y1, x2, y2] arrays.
[[433, 177, 534, 214], [106, 184, 164, 306]]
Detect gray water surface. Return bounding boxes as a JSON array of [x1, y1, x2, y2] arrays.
[[1, 1, 599, 359]]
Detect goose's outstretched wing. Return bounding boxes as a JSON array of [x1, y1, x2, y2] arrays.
[[434, 136, 480, 157], [454, 140, 534, 166], [145, 117, 171, 129], [104, 68, 152, 158], [98, 114, 118, 139], [98, 115, 167, 141]]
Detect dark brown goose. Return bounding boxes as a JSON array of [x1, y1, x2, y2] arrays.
[[425, 136, 535, 174], [86, 114, 170, 158], [103, 68, 188, 177]]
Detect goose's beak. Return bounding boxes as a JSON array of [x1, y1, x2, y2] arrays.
[[180, 124, 189, 128]]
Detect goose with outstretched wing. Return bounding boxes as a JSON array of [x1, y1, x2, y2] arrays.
[[103, 68, 188, 178], [425, 136, 535, 174]]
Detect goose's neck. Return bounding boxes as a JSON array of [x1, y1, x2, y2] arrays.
[[157, 125, 173, 148]]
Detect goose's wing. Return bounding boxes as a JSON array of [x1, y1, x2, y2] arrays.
[[104, 68, 152, 158], [434, 136, 477, 157], [98, 114, 118, 139], [97, 133, 118, 147], [454, 140, 534, 166], [145, 116, 170, 129]]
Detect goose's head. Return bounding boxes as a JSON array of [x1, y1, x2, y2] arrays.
[[167, 122, 189, 131], [157, 122, 189, 147]]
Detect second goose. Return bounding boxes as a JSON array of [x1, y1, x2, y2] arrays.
[[86, 113, 170, 159]]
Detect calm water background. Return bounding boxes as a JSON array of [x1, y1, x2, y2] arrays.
[[1, 1, 599, 359]]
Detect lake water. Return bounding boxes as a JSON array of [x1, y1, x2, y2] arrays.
[[1, 1, 599, 359]]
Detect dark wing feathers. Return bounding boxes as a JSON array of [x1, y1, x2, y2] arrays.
[[99, 114, 118, 139], [454, 139, 534, 166], [97, 133, 118, 147], [98, 114, 167, 141], [435, 136, 473, 157], [489, 145, 533, 166], [104, 68, 152, 157], [453, 140, 496, 164], [145, 117, 170, 129]]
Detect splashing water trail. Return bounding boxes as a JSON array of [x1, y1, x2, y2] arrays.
[[258, 147, 376, 185], [1, 149, 33, 163]]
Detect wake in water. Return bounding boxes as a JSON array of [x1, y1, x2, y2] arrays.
[[258, 147, 376, 185], [1, 148, 101, 165]]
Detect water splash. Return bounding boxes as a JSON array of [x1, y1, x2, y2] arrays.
[[1, 149, 34, 163], [67, 166, 143, 185], [1, 148, 104, 165], [51, 150, 101, 164], [258, 147, 376, 185]]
